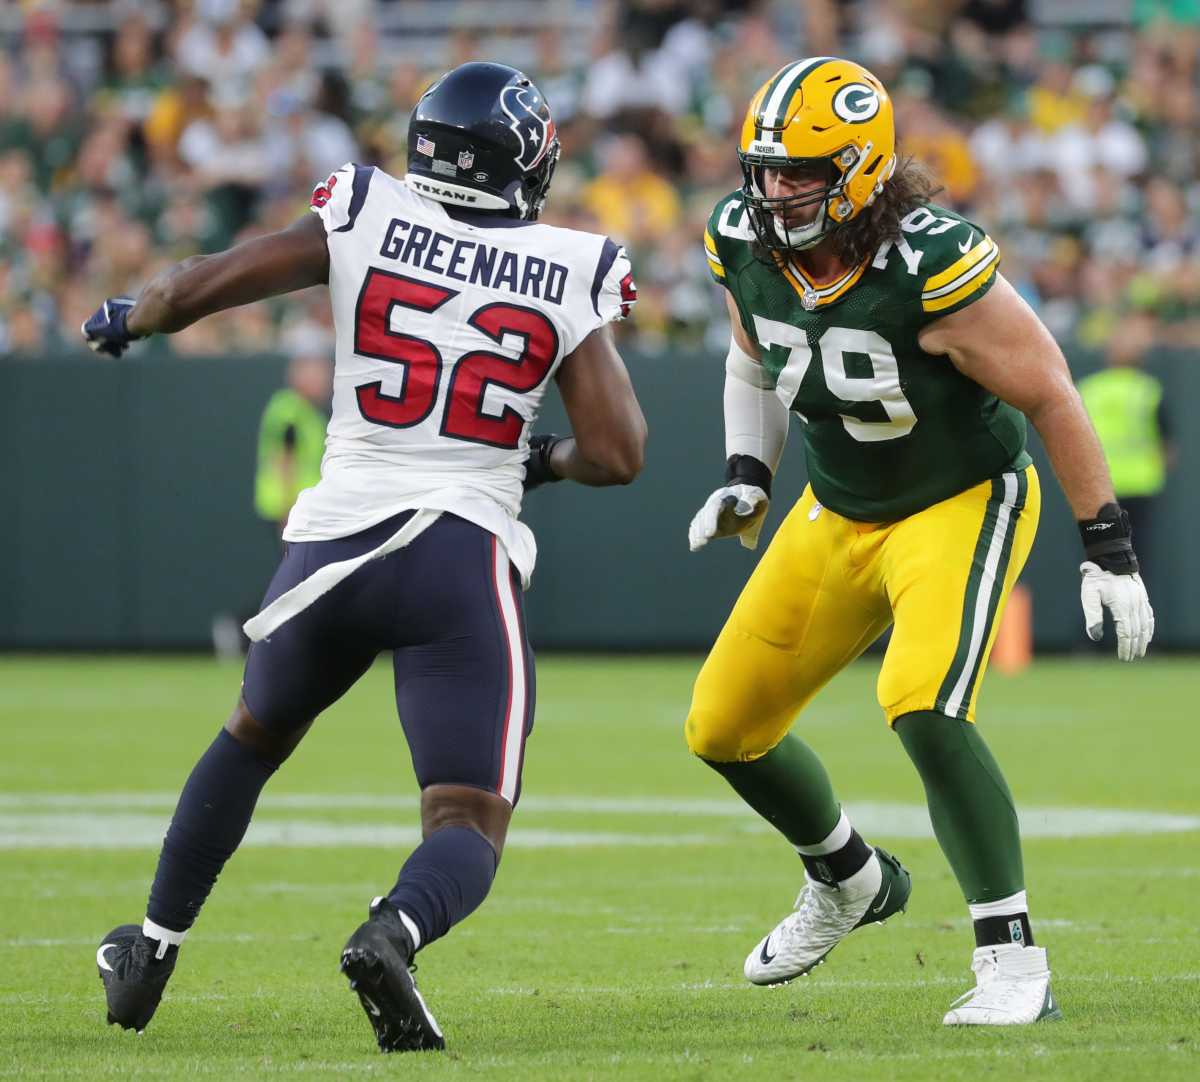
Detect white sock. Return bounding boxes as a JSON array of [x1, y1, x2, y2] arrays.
[[395, 908, 422, 951], [794, 810, 852, 856], [372, 896, 422, 951], [968, 890, 1028, 921], [142, 917, 187, 960]]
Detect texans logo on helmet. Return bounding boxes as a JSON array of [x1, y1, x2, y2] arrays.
[[500, 85, 555, 171]]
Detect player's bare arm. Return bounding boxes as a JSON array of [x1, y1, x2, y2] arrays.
[[525, 324, 646, 489], [132, 215, 329, 335], [921, 273, 1154, 660], [551, 325, 646, 485], [919, 274, 1113, 519], [82, 215, 329, 354]]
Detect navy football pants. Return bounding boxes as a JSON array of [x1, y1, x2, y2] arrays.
[[241, 511, 535, 804]]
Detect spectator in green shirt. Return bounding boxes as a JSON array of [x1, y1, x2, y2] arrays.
[[1077, 313, 1174, 590], [254, 350, 331, 534]]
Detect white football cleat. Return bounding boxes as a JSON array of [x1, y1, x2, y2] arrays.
[[744, 847, 911, 986], [943, 943, 1062, 1025]]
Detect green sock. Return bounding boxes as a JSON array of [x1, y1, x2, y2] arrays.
[[704, 733, 841, 848], [894, 710, 1024, 903]]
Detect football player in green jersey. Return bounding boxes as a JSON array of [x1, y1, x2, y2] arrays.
[[685, 56, 1154, 1026]]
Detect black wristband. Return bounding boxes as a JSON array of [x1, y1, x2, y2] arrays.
[[724, 454, 772, 498], [1078, 502, 1139, 574], [524, 433, 566, 491]]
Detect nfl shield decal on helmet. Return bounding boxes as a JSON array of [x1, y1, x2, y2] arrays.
[[458, 149, 475, 170], [500, 85, 555, 171]]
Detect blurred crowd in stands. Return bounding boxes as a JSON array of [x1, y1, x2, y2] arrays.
[[1, 0, 1198, 361]]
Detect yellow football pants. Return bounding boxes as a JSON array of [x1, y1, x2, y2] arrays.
[[686, 466, 1040, 762]]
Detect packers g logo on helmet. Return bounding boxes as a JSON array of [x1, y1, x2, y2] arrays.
[[738, 57, 897, 254], [832, 83, 881, 123]]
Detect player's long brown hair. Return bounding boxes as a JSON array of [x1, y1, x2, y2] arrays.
[[830, 156, 943, 267], [749, 156, 943, 270]]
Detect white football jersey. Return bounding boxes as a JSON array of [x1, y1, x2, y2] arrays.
[[283, 163, 636, 584]]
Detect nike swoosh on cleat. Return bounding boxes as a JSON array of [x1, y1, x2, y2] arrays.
[[96, 944, 116, 973], [871, 885, 892, 914], [759, 937, 777, 966], [412, 985, 444, 1038], [361, 993, 382, 1017]]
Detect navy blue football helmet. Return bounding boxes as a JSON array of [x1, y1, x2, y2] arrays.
[[406, 62, 560, 221]]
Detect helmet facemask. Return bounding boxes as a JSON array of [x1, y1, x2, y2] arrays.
[[519, 138, 560, 221], [740, 142, 876, 257]]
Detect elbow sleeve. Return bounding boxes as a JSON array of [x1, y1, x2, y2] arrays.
[[724, 339, 789, 473]]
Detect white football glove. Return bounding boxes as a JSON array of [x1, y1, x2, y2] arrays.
[[688, 484, 769, 552], [1079, 561, 1155, 661]]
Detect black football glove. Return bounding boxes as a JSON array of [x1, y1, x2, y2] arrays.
[[524, 433, 567, 492], [81, 297, 142, 357]]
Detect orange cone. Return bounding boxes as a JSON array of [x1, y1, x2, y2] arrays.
[[992, 584, 1033, 674]]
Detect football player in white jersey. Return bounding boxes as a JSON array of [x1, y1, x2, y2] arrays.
[[83, 62, 646, 1053]]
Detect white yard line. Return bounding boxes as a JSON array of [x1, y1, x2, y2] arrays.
[[0, 795, 1195, 849], [0, 1065, 387, 1078], [4, 972, 1196, 1005], [0, 814, 725, 850], [5, 933, 319, 948]]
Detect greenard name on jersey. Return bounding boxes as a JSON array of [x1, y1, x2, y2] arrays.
[[704, 195, 1031, 522]]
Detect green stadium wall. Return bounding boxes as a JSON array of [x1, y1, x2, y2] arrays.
[[1, 349, 1195, 651]]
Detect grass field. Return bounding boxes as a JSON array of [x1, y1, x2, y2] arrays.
[[2, 654, 1198, 1080]]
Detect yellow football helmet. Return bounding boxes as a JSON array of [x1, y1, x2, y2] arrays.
[[738, 56, 897, 253]]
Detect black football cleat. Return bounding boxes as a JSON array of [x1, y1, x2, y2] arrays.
[[96, 924, 179, 1032], [341, 899, 445, 1053]]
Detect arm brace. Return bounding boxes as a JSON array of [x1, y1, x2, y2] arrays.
[[723, 338, 789, 473]]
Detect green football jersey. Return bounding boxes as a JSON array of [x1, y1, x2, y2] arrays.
[[704, 194, 1030, 522]]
